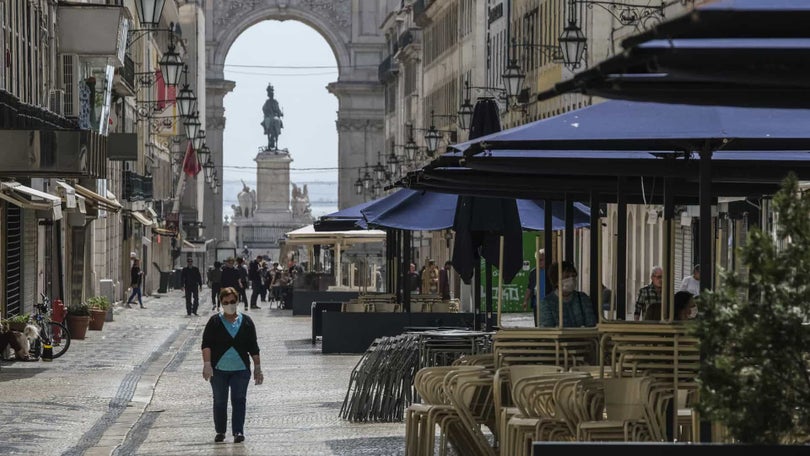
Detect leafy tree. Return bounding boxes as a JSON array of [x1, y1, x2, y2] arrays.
[[694, 173, 810, 444]]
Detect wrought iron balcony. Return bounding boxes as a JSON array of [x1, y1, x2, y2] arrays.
[[123, 170, 153, 202], [378, 55, 399, 83]]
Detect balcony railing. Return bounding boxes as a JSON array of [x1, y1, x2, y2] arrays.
[[378, 55, 399, 83], [123, 171, 153, 202], [398, 29, 416, 51]]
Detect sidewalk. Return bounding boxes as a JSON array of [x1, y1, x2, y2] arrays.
[[0, 291, 404, 455], [0, 291, 534, 455]]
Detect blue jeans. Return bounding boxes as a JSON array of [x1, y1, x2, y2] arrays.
[[127, 286, 142, 306], [210, 369, 250, 435]]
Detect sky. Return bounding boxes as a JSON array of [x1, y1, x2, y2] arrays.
[[222, 21, 339, 219]]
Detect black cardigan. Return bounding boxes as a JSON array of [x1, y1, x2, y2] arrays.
[[201, 313, 260, 371]]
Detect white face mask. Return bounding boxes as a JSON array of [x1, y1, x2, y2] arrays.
[[222, 304, 238, 315], [689, 307, 698, 319], [561, 278, 576, 294]]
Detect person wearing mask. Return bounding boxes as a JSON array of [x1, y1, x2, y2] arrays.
[[201, 287, 263, 443], [126, 258, 145, 309], [248, 255, 263, 310], [539, 261, 596, 328], [523, 249, 546, 324], [679, 264, 701, 297], [182, 257, 203, 316], [221, 258, 241, 296], [635, 266, 664, 321], [208, 261, 223, 312]]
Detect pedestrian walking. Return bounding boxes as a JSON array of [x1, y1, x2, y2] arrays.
[[236, 257, 249, 310], [182, 257, 203, 316], [201, 287, 263, 443], [126, 258, 145, 308], [208, 261, 223, 311], [248, 255, 263, 310]]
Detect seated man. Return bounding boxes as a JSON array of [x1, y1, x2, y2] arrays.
[[539, 261, 596, 328]]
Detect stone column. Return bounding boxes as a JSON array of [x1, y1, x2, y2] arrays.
[[327, 81, 384, 210], [205, 78, 235, 241], [255, 150, 292, 213]]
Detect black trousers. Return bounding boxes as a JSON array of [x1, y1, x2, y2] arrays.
[[185, 287, 199, 315], [250, 280, 263, 307], [211, 284, 221, 308]]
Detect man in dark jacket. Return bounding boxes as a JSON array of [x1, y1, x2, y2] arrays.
[[236, 257, 249, 310], [248, 255, 263, 310], [181, 257, 203, 316], [207, 261, 223, 311], [220, 257, 241, 295]]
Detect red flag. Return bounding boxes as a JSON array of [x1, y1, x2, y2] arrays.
[[182, 141, 202, 177]]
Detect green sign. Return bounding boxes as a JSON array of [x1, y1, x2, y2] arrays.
[[479, 232, 545, 312]]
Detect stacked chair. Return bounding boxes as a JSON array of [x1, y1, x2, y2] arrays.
[[340, 334, 420, 422], [599, 323, 701, 441], [341, 293, 400, 312], [405, 364, 497, 456], [493, 328, 600, 371]]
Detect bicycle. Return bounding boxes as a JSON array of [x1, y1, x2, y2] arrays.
[[29, 293, 71, 360]]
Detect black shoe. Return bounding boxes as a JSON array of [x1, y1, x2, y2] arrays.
[[215, 433, 225, 443], [193, 312, 199, 316], [251, 306, 261, 310], [234, 433, 245, 443]]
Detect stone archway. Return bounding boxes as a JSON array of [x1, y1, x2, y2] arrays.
[[204, 1, 385, 240]]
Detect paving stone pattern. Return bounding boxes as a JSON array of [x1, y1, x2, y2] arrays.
[[0, 291, 533, 455]]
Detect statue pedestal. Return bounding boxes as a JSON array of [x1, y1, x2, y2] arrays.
[[230, 147, 312, 261]]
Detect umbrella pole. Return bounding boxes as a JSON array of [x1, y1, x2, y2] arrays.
[[497, 236, 504, 328], [557, 231, 564, 329], [535, 235, 540, 327]]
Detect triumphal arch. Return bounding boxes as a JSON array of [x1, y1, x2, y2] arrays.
[[204, 1, 385, 238]]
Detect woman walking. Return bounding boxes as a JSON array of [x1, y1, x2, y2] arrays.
[[201, 287, 263, 443]]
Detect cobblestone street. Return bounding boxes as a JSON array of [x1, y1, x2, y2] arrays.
[[0, 291, 407, 455]]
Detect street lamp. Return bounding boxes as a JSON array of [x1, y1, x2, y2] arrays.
[[135, 0, 166, 28], [424, 126, 441, 156], [502, 46, 526, 99], [386, 149, 399, 176], [197, 142, 210, 167], [183, 112, 201, 142], [175, 66, 197, 118], [559, 19, 587, 69], [158, 38, 183, 87], [354, 169, 364, 195], [192, 129, 206, 152], [404, 123, 419, 161]]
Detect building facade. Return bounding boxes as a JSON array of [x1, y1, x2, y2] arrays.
[[0, 0, 206, 319]]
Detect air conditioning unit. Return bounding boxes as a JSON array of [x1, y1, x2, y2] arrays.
[[49, 89, 65, 116], [57, 54, 81, 118]]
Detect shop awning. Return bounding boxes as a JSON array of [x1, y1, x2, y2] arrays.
[[284, 224, 386, 246], [75, 184, 123, 213], [152, 227, 177, 237], [131, 211, 154, 226], [0, 181, 63, 219]]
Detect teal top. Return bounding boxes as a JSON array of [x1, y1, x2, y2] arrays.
[[539, 291, 596, 328], [215, 313, 247, 371]]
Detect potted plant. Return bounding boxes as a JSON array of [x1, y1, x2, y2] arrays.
[[3, 314, 30, 332], [66, 302, 91, 340], [87, 296, 110, 331]]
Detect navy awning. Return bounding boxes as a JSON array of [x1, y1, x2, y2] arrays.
[[313, 196, 388, 231], [623, 0, 810, 48], [359, 188, 590, 232], [453, 100, 810, 155], [537, 39, 810, 107]]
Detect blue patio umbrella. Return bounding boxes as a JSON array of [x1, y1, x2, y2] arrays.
[[360, 188, 590, 232]]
